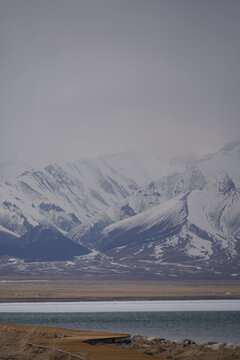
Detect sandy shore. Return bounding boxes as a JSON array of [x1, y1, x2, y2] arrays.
[[0, 323, 240, 360]]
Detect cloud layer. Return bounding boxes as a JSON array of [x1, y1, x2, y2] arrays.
[[1, 0, 240, 164]]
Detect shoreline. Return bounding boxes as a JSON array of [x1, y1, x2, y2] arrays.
[[0, 322, 239, 360], [1, 295, 240, 303]]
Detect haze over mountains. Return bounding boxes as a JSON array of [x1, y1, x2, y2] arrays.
[[0, 142, 240, 280]]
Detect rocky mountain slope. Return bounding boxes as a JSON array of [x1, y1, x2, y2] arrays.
[[0, 148, 186, 236], [0, 142, 240, 279]]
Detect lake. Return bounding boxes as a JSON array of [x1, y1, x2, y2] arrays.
[[1, 300, 240, 344]]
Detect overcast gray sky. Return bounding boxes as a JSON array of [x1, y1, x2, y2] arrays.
[[1, 0, 240, 164]]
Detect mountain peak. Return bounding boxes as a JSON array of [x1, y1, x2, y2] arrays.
[[217, 175, 236, 194]]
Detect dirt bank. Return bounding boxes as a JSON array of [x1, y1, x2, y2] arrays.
[[1, 323, 240, 360]]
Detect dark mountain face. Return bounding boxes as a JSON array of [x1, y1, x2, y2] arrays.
[[0, 231, 20, 258], [0, 225, 90, 262]]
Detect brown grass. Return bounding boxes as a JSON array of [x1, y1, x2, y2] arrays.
[[1, 323, 240, 360], [0, 323, 156, 360], [1, 280, 240, 302], [0, 324, 80, 359]]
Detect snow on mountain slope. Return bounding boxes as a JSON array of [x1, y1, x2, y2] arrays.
[[198, 141, 240, 187], [188, 177, 240, 251], [69, 166, 208, 243], [0, 159, 138, 235], [100, 141, 240, 224], [69, 143, 240, 255], [0, 148, 189, 236], [125, 167, 207, 214], [73, 176, 240, 278], [0, 161, 31, 181], [75, 194, 189, 251], [0, 225, 19, 237], [1, 142, 240, 279], [103, 194, 188, 240]]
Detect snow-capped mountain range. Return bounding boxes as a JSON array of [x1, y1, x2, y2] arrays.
[[0, 142, 240, 280]]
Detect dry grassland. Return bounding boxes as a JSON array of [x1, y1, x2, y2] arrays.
[[1, 323, 240, 360], [0, 323, 155, 360], [0, 280, 240, 302]]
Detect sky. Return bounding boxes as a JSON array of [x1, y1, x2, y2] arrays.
[[0, 0, 240, 165]]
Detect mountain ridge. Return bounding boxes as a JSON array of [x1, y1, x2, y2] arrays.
[[0, 142, 240, 279]]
